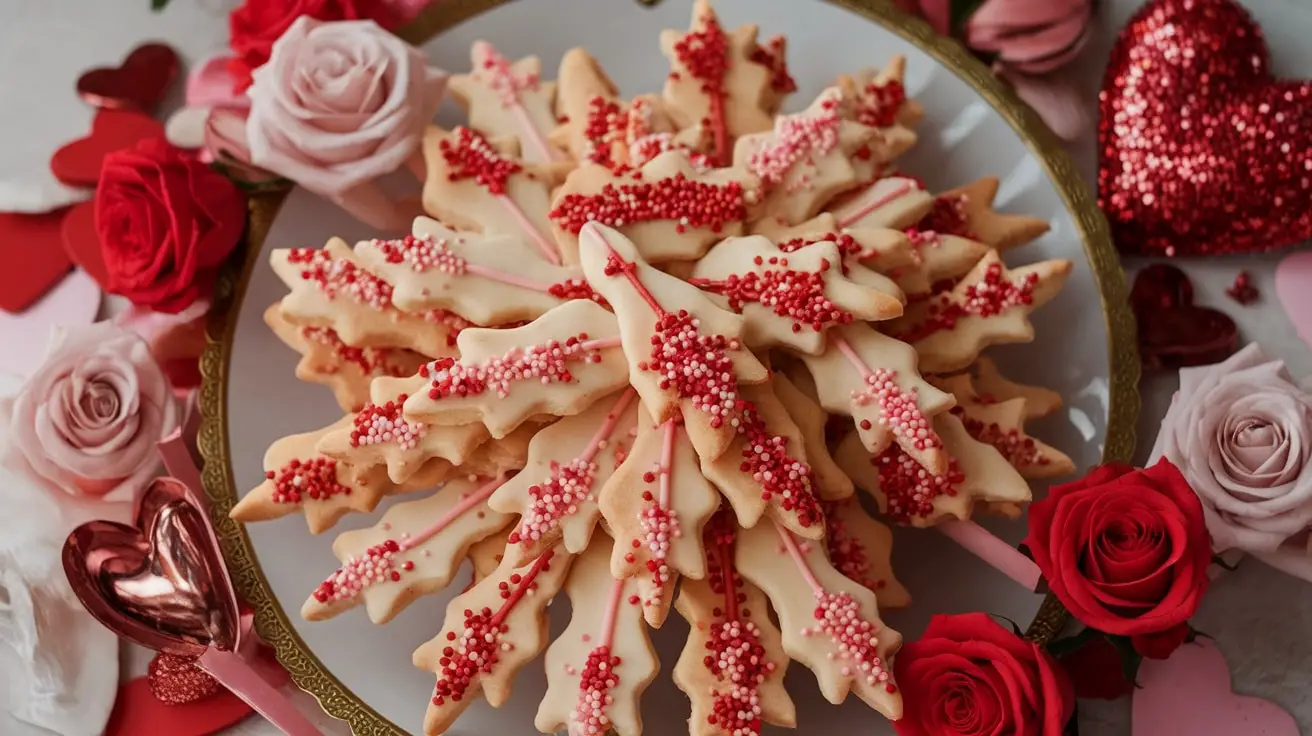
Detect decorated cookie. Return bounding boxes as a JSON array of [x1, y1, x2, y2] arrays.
[[748, 34, 797, 115], [414, 546, 575, 736], [549, 149, 758, 265], [689, 234, 902, 355], [797, 321, 955, 473], [264, 304, 426, 412], [402, 300, 631, 438], [964, 355, 1063, 419], [834, 412, 1032, 527], [552, 48, 622, 161], [735, 519, 903, 719], [449, 41, 564, 164], [825, 176, 934, 232], [599, 411, 721, 626], [889, 250, 1073, 373], [835, 56, 922, 182], [535, 535, 659, 736], [771, 371, 854, 500], [302, 475, 513, 624], [753, 213, 916, 297], [934, 177, 1049, 252], [419, 126, 563, 265], [734, 88, 880, 226], [466, 526, 511, 585], [932, 373, 1074, 479], [270, 240, 460, 358], [352, 217, 602, 323], [671, 509, 795, 736], [821, 497, 911, 609], [659, 0, 776, 164], [488, 388, 640, 565]]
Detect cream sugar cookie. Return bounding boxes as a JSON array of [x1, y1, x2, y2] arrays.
[[771, 370, 854, 500], [414, 545, 574, 736], [401, 300, 631, 439], [937, 176, 1050, 252], [535, 535, 660, 736], [734, 88, 881, 227], [797, 321, 956, 474], [735, 518, 903, 719], [834, 411, 1032, 527], [750, 33, 797, 116], [751, 212, 916, 298], [553, 47, 621, 162], [689, 234, 903, 355], [836, 56, 922, 182], [660, 0, 777, 165], [549, 149, 758, 265], [671, 509, 795, 736], [825, 175, 935, 232], [315, 395, 490, 485], [449, 41, 564, 164], [466, 525, 512, 586], [488, 388, 640, 566], [888, 250, 1072, 374], [302, 474, 513, 624], [419, 126, 564, 265], [821, 496, 911, 609], [263, 304, 426, 413], [352, 216, 602, 324], [964, 355, 1064, 419], [931, 373, 1075, 480], [599, 410, 721, 627], [270, 239, 462, 359]]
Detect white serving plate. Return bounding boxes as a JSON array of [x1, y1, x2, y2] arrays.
[[210, 1, 1135, 733]]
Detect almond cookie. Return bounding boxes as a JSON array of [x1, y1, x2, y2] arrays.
[[549, 149, 758, 265], [449, 41, 564, 164], [402, 300, 631, 438], [599, 411, 721, 627], [964, 355, 1063, 419], [796, 321, 955, 473], [659, 0, 776, 164], [488, 388, 640, 566], [671, 510, 795, 736], [270, 240, 460, 358], [414, 545, 574, 736], [931, 373, 1074, 479], [264, 304, 426, 412], [534, 535, 659, 736], [833, 412, 1032, 527], [821, 497, 911, 609], [887, 251, 1072, 374], [690, 234, 902, 355], [735, 519, 903, 720], [419, 126, 563, 265], [352, 217, 602, 323], [302, 474, 513, 624]]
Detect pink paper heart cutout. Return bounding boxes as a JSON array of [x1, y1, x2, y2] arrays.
[[0, 269, 100, 378], [1275, 251, 1312, 352], [1133, 639, 1297, 736]]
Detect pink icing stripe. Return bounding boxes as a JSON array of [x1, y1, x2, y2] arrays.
[[598, 575, 628, 650], [464, 262, 555, 292], [835, 180, 914, 229], [579, 336, 624, 352], [400, 475, 507, 552], [658, 419, 677, 508], [582, 389, 639, 463], [774, 522, 823, 595], [497, 195, 561, 265], [936, 520, 1042, 591], [510, 102, 564, 163], [830, 334, 873, 380]]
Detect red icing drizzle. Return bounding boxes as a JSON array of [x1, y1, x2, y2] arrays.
[[672, 10, 730, 163], [265, 456, 349, 504], [894, 261, 1039, 342], [690, 254, 853, 333], [549, 174, 747, 236], [439, 127, 523, 195]]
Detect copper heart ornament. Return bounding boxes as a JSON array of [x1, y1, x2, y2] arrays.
[[76, 42, 180, 111], [63, 477, 241, 656]]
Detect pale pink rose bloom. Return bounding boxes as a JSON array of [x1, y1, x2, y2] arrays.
[[245, 17, 448, 196], [1, 323, 178, 502]]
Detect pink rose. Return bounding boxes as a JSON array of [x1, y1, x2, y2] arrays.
[[965, 0, 1093, 75], [1151, 343, 1312, 579], [1, 323, 179, 502], [245, 17, 447, 196]]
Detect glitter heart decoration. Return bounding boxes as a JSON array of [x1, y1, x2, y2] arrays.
[[1130, 264, 1237, 370], [1097, 0, 1312, 257], [76, 43, 180, 112]]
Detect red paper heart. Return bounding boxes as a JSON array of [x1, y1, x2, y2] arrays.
[[1097, 0, 1312, 256], [0, 209, 73, 312], [77, 43, 180, 112], [105, 676, 252, 736], [1130, 264, 1237, 369], [50, 109, 163, 188], [60, 201, 111, 289]]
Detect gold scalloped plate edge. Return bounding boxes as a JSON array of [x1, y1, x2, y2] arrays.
[[198, 1, 1140, 733]]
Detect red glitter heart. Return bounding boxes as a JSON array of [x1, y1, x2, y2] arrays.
[[0, 209, 73, 313], [76, 43, 180, 112], [1097, 0, 1312, 256], [1130, 264, 1237, 370], [50, 109, 164, 188]]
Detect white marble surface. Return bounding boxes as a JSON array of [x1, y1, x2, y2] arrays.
[[2, 0, 1310, 734]]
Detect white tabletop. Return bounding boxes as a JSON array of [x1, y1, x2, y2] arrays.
[[3, 0, 1310, 733]]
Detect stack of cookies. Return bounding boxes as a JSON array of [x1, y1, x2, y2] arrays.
[[231, 2, 1077, 733]]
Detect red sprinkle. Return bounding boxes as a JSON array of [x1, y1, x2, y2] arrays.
[[1225, 270, 1259, 305], [439, 127, 523, 195], [549, 173, 747, 236]]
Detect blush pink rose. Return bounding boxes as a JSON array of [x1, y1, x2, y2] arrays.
[[245, 17, 447, 195], [1, 323, 179, 502]]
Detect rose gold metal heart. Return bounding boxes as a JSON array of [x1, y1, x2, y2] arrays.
[[62, 477, 241, 656]]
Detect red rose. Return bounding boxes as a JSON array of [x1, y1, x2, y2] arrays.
[[894, 613, 1074, 736], [227, 0, 401, 91], [1025, 460, 1211, 643], [95, 139, 246, 313]]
